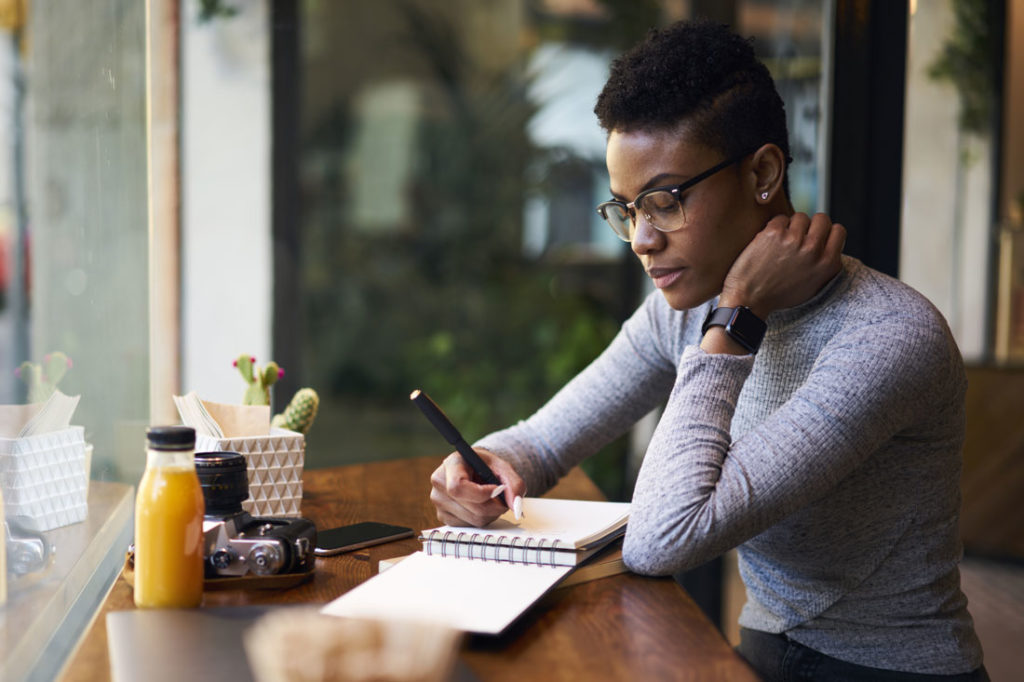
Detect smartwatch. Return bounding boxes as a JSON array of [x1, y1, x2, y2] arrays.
[[701, 306, 767, 354]]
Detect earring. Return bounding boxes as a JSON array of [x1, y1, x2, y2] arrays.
[[760, 191, 769, 200]]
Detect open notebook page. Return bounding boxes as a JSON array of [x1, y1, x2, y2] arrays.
[[423, 497, 630, 550], [321, 551, 572, 635]]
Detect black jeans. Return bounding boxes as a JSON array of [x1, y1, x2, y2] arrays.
[[736, 628, 990, 682]]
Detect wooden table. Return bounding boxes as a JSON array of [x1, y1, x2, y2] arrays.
[[59, 456, 757, 681]]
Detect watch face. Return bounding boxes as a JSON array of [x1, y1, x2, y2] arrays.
[[726, 307, 766, 353], [702, 306, 766, 352]]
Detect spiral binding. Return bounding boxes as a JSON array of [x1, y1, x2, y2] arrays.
[[423, 529, 561, 566]]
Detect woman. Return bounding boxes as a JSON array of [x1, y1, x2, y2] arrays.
[[430, 20, 987, 681]]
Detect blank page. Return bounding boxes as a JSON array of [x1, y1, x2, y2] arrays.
[[321, 551, 572, 635]]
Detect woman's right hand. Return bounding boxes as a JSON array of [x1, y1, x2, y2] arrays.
[[429, 449, 526, 527]]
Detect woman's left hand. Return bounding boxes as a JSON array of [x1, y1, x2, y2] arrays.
[[719, 212, 846, 319]]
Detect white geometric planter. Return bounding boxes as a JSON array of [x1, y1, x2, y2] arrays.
[[0, 426, 88, 531], [195, 427, 304, 517]]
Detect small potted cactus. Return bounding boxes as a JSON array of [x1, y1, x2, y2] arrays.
[[183, 355, 321, 517], [271, 388, 319, 436], [15, 352, 73, 403], [232, 354, 319, 435]]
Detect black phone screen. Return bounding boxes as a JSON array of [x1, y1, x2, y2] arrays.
[[314, 521, 415, 556]]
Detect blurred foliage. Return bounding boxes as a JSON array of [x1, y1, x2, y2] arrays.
[[300, 1, 635, 497], [195, 0, 238, 23], [927, 0, 999, 136], [528, 0, 664, 50]]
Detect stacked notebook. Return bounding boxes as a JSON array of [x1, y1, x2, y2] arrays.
[[321, 498, 630, 635]]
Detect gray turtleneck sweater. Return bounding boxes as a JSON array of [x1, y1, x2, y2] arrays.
[[475, 256, 983, 675]]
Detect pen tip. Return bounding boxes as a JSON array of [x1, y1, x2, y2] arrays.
[[409, 389, 421, 400]]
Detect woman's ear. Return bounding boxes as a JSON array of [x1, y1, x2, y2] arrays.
[[749, 144, 786, 204]]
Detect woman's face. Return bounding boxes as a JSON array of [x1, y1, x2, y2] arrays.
[[606, 127, 763, 311]]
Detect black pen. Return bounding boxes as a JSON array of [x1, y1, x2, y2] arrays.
[[410, 389, 523, 519]]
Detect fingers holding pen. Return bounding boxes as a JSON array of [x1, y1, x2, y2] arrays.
[[429, 450, 526, 527], [430, 489, 487, 528], [413, 390, 526, 524], [429, 454, 489, 526], [485, 452, 527, 520], [430, 457, 489, 527], [452, 448, 527, 519]]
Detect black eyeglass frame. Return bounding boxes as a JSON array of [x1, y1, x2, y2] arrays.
[[595, 147, 764, 241]]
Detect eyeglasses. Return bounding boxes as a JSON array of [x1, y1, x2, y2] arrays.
[[596, 149, 756, 242]]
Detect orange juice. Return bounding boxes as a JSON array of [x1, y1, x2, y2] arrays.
[[134, 427, 205, 608]]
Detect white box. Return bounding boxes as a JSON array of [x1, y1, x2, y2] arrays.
[[195, 427, 304, 517], [0, 426, 88, 531]]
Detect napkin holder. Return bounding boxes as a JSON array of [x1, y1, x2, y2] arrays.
[[0, 425, 88, 530], [195, 428, 304, 518]]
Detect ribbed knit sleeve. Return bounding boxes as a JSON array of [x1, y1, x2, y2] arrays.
[[623, 310, 960, 576], [473, 257, 981, 674]]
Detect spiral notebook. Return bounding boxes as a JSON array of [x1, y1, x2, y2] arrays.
[[321, 498, 630, 634], [420, 497, 629, 566]]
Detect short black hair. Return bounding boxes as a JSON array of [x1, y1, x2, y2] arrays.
[[594, 20, 790, 166]]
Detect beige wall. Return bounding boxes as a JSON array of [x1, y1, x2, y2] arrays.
[[180, 0, 273, 406]]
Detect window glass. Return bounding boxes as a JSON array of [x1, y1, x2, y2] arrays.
[[901, 0, 998, 361], [0, 0, 146, 677], [293, 0, 830, 498], [298, 1, 632, 498], [0, 0, 148, 478], [736, 0, 829, 214]]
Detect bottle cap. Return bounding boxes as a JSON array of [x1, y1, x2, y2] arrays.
[[146, 425, 196, 450]]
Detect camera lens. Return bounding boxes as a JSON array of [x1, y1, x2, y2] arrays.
[[195, 451, 249, 516]]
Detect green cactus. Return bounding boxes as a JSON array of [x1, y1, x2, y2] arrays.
[[233, 354, 283, 406], [232, 355, 318, 435], [271, 388, 320, 435], [15, 352, 72, 403]]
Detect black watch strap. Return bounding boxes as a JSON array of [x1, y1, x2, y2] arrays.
[[701, 306, 767, 354]]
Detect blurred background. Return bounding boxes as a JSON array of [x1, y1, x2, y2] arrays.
[[180, 0, 835, 499], [1, 0, 1022, 679]]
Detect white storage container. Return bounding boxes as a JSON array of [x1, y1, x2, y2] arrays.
[[0, 426, 88, 531], [195, 427, 304, 517]]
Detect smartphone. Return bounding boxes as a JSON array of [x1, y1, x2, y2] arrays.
[[314, 521, 416, 556]]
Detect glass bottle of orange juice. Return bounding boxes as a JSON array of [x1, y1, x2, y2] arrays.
[[134, 426, 205, 608]]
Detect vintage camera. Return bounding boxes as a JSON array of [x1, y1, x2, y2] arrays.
[[5, 516, 55, 579], [196, 451, 317, 578]]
